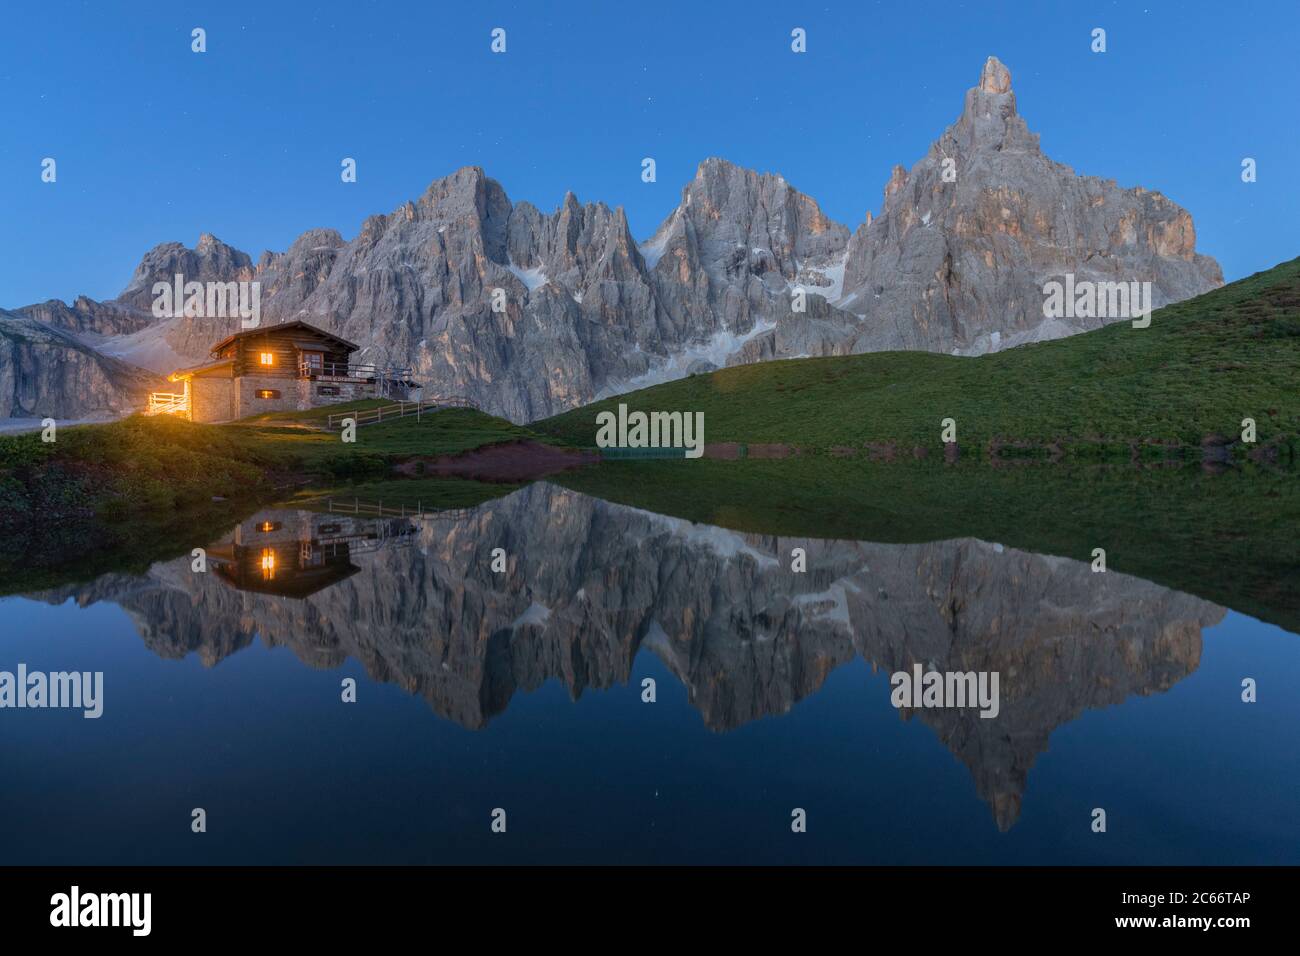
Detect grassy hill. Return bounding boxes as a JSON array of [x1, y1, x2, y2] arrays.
[[534, 257, 1300, 459], [227, 403, 537, 470], [0, 404, 540, 528]]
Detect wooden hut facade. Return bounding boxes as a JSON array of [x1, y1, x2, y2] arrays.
[[148, 320, 417, 423]]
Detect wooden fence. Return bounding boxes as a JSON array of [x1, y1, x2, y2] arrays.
[[325, 396, 478, 430]]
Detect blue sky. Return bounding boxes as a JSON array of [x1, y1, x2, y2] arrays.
[[2, 0, 1296, 306]]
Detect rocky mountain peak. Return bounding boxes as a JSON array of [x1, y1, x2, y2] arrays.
[[195, 232, 222, 254], [665, 156, 849, 283], [288, 227, 345, 254], [406, 165, 512, 261], [885, 164, 908, 198], [978, 55, 1012, 95], [251, 228, 346, 306], [953, 54, 1036, 155], [417, 165, 496, 213], [11, 60, 1224, 423], [115, 235, 254, 313], [835, 56, 1222, 358], [688, 156, 789, 199]]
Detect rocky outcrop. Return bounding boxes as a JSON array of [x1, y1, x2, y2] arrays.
[[35, 482, 1224, 827], [116, 232, 257, 313], [11, 57, 1221, 421], [0, 309, 165, 419], [16, 297, 153, 339], [832, 56, 1223, 355]]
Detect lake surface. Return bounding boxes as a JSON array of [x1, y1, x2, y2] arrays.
[[1, 475, 1298, 864]]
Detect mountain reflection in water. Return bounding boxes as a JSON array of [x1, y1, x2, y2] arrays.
[[30, 483, 1229, 832]]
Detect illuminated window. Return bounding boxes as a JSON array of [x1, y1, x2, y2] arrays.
[[260, 549, 276, 580], [256, 389, 281, 399], [259, 352, 275, 366], [257, 521, 281, 533]]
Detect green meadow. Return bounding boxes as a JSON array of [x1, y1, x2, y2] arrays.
[[0, 405, 538, 526]]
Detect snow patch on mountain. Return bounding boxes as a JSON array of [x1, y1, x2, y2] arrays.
[[594, 320, 774, 399], [507, 261, 547, 292], [639, 235, 670, 270]]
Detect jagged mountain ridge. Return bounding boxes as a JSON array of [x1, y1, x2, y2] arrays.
[[21, 161, 850, 422], [9, 56, 1222, 422]]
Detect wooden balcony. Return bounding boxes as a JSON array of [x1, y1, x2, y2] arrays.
[[299, 359, 415, 383]]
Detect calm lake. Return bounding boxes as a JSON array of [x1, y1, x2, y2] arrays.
[[1, 467, 1298, 864]]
